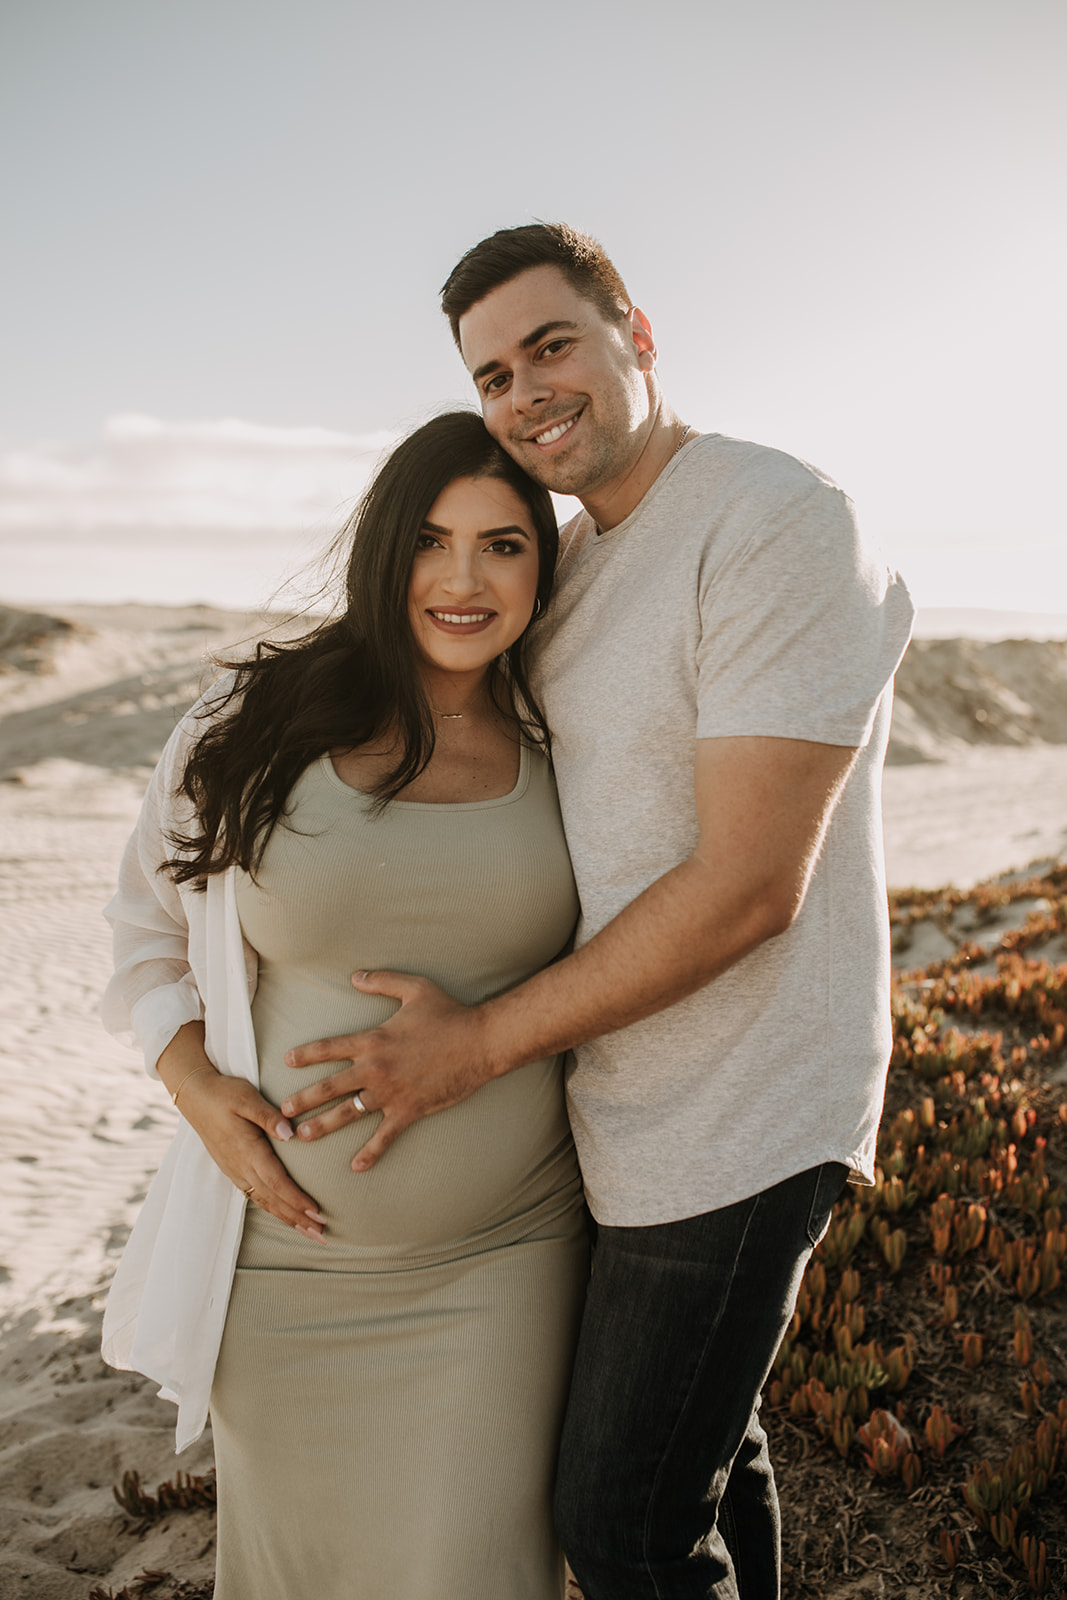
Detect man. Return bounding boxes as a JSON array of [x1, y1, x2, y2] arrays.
[[282, 223, 914, 1596]]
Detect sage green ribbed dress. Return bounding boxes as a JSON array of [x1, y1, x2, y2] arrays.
[[210, 745, 588, 1600]]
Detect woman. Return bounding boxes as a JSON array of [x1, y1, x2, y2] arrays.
[[101, 412, 587, 1600]]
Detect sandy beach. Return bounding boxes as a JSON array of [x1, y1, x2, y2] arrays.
[[2, 601, 1066, 1598]]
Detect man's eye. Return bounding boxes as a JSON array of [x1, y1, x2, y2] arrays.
[[484, 373, 510, 395], [542, 339, 569, 357]]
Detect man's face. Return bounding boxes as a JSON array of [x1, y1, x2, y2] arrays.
[[457, 265, 655, 500]]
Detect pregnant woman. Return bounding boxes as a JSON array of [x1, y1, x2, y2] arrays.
[[101, 412, 587, 1599]]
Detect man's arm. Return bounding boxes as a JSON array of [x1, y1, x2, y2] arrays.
[[281, 735, 858, 1168]]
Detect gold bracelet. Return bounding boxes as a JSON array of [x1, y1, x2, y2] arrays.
[[171, 1064, 216, 1107]]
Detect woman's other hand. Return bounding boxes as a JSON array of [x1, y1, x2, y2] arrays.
[[159, 1023, 328, 1242]]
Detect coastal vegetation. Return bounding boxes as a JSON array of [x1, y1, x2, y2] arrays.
[[768, 862, 1067, 1597]]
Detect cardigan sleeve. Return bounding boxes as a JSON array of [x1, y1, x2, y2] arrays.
[[101, 685, 228, 1076]]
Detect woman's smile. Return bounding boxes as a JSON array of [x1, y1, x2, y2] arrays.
[[427, 607, 497, 630]]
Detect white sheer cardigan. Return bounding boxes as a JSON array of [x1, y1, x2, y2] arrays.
[[100, 686, 260, 1452]]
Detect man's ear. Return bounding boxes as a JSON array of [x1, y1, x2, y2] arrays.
[[629, 307, 657, 370]]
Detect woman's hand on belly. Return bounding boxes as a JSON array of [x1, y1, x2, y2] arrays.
[[161, 1024, 329, 1241]]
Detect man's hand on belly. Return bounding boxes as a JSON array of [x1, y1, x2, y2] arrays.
[[281, 971, 496, 1171]]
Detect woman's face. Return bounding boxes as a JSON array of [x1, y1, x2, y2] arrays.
[[407, 474, 541, 688]]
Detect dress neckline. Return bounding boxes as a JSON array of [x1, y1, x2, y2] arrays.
[[318, 741, 532, 811]]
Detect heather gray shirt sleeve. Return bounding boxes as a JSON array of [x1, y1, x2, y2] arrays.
[[694, 458, 908, 748]]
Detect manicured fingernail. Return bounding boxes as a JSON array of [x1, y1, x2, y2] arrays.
[[296, 1224, 326, 1244], [281, 1099, 294, 1115], [305, 1209, 328, 1225], [351, 1158, 368, 1172], [297, 1124, 313, 1139], [351, 971, 369, 984], [275, 1120, 294, 1141]]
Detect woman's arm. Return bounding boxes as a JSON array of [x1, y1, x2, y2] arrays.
[[158, 1023, 326, 1240], [104, 695, 327, 1237]]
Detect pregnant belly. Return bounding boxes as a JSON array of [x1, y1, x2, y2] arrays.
[[255, 1052, 578, 1254]]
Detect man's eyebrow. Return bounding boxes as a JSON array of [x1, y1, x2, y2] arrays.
[[421, 521, 532, 540], [520, 319, 579, 350], [470, 320, 580, 384]]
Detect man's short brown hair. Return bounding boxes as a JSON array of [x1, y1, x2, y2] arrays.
[[441, 222, 632, 348]]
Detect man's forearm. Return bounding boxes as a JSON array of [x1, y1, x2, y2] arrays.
[[476, 734, 857, 1076], [476, 849, 789, 1077]]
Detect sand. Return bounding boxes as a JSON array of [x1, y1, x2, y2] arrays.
[[1, 602, 1065, 1598], [0, 604, 288, 1598]]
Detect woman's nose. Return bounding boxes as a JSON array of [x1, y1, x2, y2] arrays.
[[440, 551, 482, 597]]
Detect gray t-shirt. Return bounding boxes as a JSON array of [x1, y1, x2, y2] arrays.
[[530, 432, 915, 1225]]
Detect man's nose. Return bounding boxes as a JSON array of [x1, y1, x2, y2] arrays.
[[510, 367, 552, 415]]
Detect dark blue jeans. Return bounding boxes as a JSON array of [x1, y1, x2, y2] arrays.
[[555, 1162, 849, 1599]]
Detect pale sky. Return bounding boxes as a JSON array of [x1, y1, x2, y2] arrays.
[[2, 0, 1065, 611]]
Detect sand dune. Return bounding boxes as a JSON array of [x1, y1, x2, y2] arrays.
[[883, 634, 1067, 886], [889, 635, 1067, 764], [1, 601, 1065, 1597]]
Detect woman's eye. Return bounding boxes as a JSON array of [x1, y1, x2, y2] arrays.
[[415, 533, 442, 550], [487, 539, 524, 555]]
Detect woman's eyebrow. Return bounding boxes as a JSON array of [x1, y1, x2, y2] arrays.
[[420, 520, 531, 540]]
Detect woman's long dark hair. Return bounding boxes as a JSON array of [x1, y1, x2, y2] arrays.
[[166, 411, 558, 887]]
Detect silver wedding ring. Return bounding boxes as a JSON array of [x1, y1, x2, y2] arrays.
[[352, 1092, 368, 1115]]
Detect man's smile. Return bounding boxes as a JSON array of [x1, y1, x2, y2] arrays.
[[528, 413, 581, 448]]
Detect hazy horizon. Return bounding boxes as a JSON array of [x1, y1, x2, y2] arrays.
[[4, 1, 1064, 614]]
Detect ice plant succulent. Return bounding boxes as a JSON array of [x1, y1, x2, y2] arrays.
[[762, 863, 1067, 1592]]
